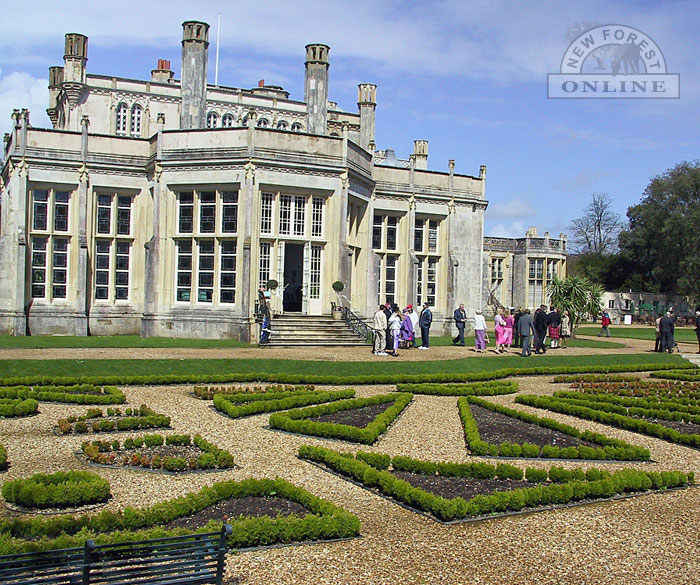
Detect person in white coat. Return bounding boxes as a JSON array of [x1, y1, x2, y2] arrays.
[[373, 305, 388, 355], [474, 309, 487, 352]]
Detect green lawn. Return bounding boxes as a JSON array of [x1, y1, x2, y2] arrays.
[[0, 335, 253, 349], [576, 326, 699, 343], [0, 353, 685, 379]]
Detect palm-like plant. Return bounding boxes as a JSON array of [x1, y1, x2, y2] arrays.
[[547, 276, 603, 337]]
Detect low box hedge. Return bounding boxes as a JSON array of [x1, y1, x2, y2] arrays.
[[0, 362, 692, 388], [57, 405, 171, 435], [269, 393, 413, 444], [0, 477, 360, 554], [552, 374, 643, 384], [0, 398, 39, 418], [213, 389, 355, 419], [299, 445, 693, 522], [81, 433, 236, 471], [516, 394, 700, 449], [562, 379, 700, 401], [395, 380, 518, 396], [650, 369, 700, 382], [2, 470, 110, 509], [0, 385, 125, 405], [459, 396, 650, 461], [194, 384, 316, 400], [0, 444, 7, 469]]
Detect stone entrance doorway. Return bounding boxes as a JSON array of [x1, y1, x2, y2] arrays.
[[283, 243, 304, 312]]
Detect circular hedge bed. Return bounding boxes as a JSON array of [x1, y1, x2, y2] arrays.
[[2, 470, 110, 509]]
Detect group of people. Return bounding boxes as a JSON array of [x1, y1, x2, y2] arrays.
[[473, 305, 572, 357], [372, 302, 433, 356]]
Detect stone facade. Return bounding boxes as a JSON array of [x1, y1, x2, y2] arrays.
[[482, 227, 567, 316], [0, 21, 487, 341]]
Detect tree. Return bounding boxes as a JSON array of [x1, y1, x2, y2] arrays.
[[547, 276, 604, 336], [568, 193, 624, 255], [617, 161, 700, 302]]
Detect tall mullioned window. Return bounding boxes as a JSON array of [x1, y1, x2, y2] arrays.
[[115, 103, 128, 135], [222, 113, 234, 128], [93, 193, 133, 302], [30, 188, 72, 301], [261, 193, 274, 234], [377, 254, 398, 305], [130, 104, 142, 137], [528, 258, 545, 308], [309, 245, 322, 299], [415, 217, 442, 308], [311, 197, 323, 238], [259, 242, 271, 289], [206, 112, 219, 128], [175, 189, 239, 305]]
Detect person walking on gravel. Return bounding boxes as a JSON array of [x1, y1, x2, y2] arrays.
[[695, 310, 700, 354], [418, 302, 433, 349], [598, 311, 611, 337]]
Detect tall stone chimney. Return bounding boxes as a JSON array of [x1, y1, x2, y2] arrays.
[[63, 34, 88, 84], [180, 21, 209, 129], [413, 140, 428, 170], [357, 83, 376, 151], [47, 66, 64, 127], [304, 44, 330, 135]]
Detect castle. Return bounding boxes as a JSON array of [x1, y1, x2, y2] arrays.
[[0, 20, 494, 341]]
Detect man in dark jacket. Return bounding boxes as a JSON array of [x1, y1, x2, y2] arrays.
[[453, 304, 467, 346], [418, 302, 433, 349], [659, 311, 675, 353], [517, 309, 535, 357], [547, 306, 561, 349], [513, 307, 523, 348], [534, 305, 548, 354]]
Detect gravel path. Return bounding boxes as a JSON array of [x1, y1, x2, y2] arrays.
[[1, 358, 699, 584]]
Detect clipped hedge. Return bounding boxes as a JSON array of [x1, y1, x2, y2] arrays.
[[552, 374, 643, 383], [551, 390, 700, 420], [459, 396, 650, 461], [57, 405, 171, 435], [650, 369, 700, 382], [194, 384, 316, 400], [2, 471, 110, 509], [396, 380, 518, 396], [0, 444, 7, 469], [213, 389, 355, 419], [0, 477, 360, 554], [299, 445, 693, 522], [269, 393, 413, 444], [0, 362, 691, 388], [0, 385, 125, 405], [0, 398, 39, 418], [517, 394, 700, 449], [81, 433, 236, 471]]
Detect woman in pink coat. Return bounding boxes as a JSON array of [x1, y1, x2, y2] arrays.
[[494, 309, 508, 354], [504, 310, 515, 350]]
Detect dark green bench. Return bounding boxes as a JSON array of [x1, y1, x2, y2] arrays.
[[0, 524, 232, 585]]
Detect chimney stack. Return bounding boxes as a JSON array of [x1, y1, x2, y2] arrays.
[[151, 59, 174, 83], [357, 83, 376, 151], [180, 20, 210, 129], [304, 44, 330, 135], [413, 140, 428, 170]]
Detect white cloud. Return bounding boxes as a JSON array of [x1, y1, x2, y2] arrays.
[[0, 72, 50, 136], [487, 198, 536, 219], [485, 220, 526, 238]]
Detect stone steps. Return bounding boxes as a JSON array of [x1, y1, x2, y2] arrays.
[[260, 314, 370, 347]]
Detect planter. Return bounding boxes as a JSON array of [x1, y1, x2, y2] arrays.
[[332, 309, 343, 321]]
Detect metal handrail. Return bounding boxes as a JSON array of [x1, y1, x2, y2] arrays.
[[338, 305, 373, 344]]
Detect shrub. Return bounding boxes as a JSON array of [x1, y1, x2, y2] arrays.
[[0, 444, 7, 469], [2, 471, 110, 509]]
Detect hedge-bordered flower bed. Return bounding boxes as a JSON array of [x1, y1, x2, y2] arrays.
[[395, 380, 518, 396], [0, 385, 125, 405], [57, 405, 171, 435], [650, 369, 700, 381], [194, 384, 316, 400], [551, 390, 700, 419], [0, 444, 7, 470], [516, 394, 700, 449], [0, 477, 360, 554], [560, 379, 700, 401], [299, 445, 693, 523], [81, 434, 236, 471], [552, 374, 644, 384], [459, 396, 650, 461], [0, 398, 39, 418], [2, 471, 110, 509], [269, 393, 413, 444], [213, 389, 355, 419], [0, 362, 691, 388]]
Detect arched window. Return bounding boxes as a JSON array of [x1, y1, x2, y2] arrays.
[[130, 104, 142, 137], [206, 112, 219, 128], [222, 113, 234, 128], [257, 117, 269, 128], [241, 115, 248, 127], [115, 103, 128, 135], [276, 120, 288, 130], [291, 122, 303, 133]]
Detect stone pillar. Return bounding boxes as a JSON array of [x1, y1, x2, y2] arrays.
[[357, 84, 376, 151], [75, 116, 90, 336], [407, 195, 417, 305], [180, 21, 209, 129], [240, 161, 256, 341], [304, 44, 330, 135], [142, 157, 163, 335]]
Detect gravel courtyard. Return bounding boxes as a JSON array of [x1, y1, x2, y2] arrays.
[[1, 341, 699, 585]]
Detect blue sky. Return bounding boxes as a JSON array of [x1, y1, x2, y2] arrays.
[[1, 0, 698, 240]]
